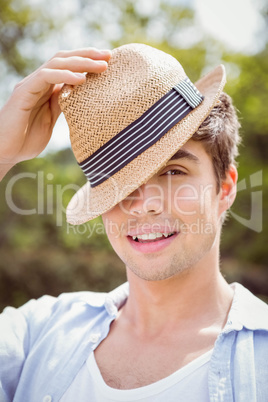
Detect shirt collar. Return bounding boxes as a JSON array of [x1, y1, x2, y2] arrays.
[[81, 281, 268, 331], [80, 282, 129, 316], [226, 282, 268, 332], [104, 282, 129, 316]]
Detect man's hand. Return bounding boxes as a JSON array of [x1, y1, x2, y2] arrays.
[[0, 47, 111, 179]]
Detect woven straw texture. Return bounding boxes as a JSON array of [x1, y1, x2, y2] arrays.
[[58, 43, 226, 224]]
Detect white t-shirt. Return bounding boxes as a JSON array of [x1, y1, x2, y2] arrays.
[[61, 349, 213, 402]]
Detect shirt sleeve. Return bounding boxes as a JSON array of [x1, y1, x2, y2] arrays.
[[0, 303, 30, 402], [0, 296, 57, 402]]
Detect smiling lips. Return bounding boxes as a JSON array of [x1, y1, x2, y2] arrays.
[[126, 224, 179, 252], [131, 232, 176, 243], [127, 230, 178, 253]]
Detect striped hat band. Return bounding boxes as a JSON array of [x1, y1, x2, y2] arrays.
[[79, 77, 204, 188]]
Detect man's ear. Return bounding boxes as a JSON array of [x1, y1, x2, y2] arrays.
[[218, 164, 238, 216]]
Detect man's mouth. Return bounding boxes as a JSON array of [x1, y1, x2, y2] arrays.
[[129, 232, 176, 243]]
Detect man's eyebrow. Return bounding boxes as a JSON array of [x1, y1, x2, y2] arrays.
[[169, 149, 201, 164]]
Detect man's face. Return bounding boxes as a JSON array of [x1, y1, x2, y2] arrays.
[[102, 139, 233, 281]]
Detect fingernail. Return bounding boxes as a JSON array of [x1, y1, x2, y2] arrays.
[[96, 60, 108, 66], [75, 73, 85, 78], [99, 49, 111, 55]]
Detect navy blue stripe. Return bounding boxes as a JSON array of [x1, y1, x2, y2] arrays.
[[82, 91, 180, 174], [79, 89, 176, 170], [88, 101, 191, 186], [78, 77, 204, 187]]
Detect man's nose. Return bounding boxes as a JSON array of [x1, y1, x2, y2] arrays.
[[124, 179, 164, 216]]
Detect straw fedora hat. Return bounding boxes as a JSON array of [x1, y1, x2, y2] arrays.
[[58, 43, 226, 225]]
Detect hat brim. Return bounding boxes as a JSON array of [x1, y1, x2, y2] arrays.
[[66, 65, 226, 225]]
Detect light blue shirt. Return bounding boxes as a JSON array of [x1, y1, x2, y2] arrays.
[[0, 282, 267, 402]]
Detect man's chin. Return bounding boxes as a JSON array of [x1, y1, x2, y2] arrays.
[[126, 262, 189, 282]]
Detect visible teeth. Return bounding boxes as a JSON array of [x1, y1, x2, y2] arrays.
[[132, 232, 174, 241], [141, 234, 151, 240], [148, 233, 156, 240], [155, 232, 163, 238]]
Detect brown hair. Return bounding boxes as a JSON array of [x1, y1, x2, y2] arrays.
[[192, 92, 241, 193]]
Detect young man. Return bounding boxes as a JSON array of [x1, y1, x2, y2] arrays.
[[0, 44, 267, 402]]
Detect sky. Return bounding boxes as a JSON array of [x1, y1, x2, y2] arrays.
[[37, 0, 266, 154], [194, 0, 265, 54]]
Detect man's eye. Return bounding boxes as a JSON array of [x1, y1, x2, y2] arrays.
[[164, 169, 186, 176]]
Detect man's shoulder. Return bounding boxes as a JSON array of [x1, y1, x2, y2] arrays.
[[57, 289, 109, 308], [56, 281, 129, 310], [17, 290, 108, 322], [18, 281, 129, 322]]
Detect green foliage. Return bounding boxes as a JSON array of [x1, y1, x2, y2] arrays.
[[0, 151, 127, 311], [0, 0, 56, 76], [220, 46, 268, 269]]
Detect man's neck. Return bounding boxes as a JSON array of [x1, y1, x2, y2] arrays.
[[120, 253, 234, 338]]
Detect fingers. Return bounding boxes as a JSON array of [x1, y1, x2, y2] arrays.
[[0, 47, 112, 168], [53, 47, 112, 61], [13, 61, 108, 111], [16, 47, 111, 93], [38, 68, 87, 86], [45, 56, 109, 73], [11, 47, 112, 114], [31, 67, 93, 91], [17, 49, 110, 94]]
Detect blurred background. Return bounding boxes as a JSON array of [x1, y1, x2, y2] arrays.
[[0, 0, 267, 311]]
